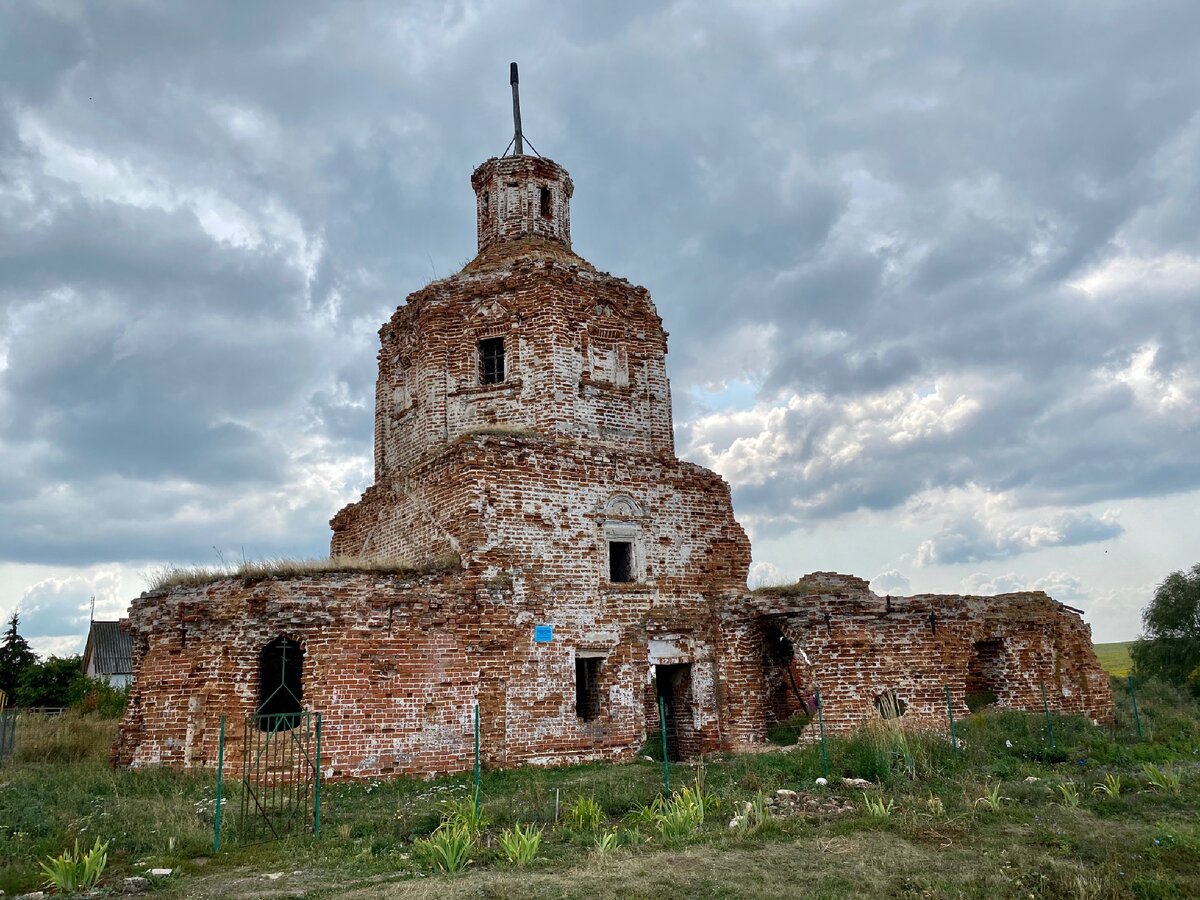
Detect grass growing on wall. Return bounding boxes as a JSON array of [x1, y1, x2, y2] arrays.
[[145, 552, 462, 592], [2, 677, 1199, 898]]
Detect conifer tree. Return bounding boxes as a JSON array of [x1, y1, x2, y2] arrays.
[[0, 612, 38, 700]]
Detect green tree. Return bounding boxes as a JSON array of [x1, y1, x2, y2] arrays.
[[1131, 563, 1200, 693], [0, 612, 38, 700], [15, 655, 90, 708]]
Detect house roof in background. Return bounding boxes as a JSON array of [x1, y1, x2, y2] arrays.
[[83, 621, 133, 676]]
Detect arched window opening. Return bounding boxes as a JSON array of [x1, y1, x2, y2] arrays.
[[874, 688, 906, 719], [258, 636, 303, 731]]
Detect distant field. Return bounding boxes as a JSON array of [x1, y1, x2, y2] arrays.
[[1094, 640, 1134, 676]]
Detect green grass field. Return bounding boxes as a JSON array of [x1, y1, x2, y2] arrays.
[[2, 677, 1198, 899], [1095, 641, 1135, 676]]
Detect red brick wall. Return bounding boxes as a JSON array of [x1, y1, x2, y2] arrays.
[[716, 573, 1113, 747]]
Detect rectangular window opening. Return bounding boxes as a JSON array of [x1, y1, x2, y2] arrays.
[[576, 656, 603, 721], [479, 336, 505, 385], [539, 186, 553, 219], [608, 540, 634, 583]]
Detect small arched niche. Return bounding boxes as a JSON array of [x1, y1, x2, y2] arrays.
[[258, 636, 304, 731]]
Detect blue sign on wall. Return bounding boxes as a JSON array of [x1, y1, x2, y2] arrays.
[[534, 624, 554, 643]]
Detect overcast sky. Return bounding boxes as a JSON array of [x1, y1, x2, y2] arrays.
[[2, 0, 1198, 654]]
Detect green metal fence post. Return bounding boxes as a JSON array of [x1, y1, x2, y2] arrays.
[[1040, 680, 1056, 749], [313, 712, 322, 836], [945, 685, 958, 754], [473, 703, 481, 814], [213, 715, 225, 852], [815, 685, 830, 777], [657, 694, 671, 795], [1128, 675, 1143, 738]]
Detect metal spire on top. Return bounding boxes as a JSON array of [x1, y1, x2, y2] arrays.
[[510, 62, 524, 155]]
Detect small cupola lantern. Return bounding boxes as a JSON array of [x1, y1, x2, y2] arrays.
[[471, 63, 573, 252]]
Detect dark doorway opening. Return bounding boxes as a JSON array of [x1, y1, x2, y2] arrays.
[[652, 663, 696, 761], [966, 638, 1006, 712], [575, 656, 602, 721], [258, 636, 303, 730]]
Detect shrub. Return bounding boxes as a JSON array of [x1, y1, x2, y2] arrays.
[[73, 679, 129, 717]]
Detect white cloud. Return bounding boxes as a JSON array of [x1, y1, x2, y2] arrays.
[[747, 560, 785, 589], [870, 569, 912, 595]]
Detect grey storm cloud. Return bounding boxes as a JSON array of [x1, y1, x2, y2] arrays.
[[1, 1, 1199, 569], [915, 510, 1124, 568]]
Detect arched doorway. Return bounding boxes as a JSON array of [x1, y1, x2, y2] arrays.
[[257, 636, 304, 730]]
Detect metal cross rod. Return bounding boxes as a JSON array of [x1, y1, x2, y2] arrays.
[[510, 62, 524, 155]]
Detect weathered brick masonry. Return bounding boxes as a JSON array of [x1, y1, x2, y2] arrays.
[[116, 145, 1111, 779]]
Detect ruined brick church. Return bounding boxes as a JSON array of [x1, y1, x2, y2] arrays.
[[115, 76, 1112, 778]]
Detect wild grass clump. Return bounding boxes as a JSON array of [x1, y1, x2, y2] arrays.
[[749, 581, 823, 597], [862, 792, 895, 819], [592, 829, 620, 853], [834, 716, 956, 784], [565, 795, 603, 831], [1142, 762, 1182, 793], [146, 553, 460, 592], [9, 713, 117, 765], [766, 712, 811, 746], [653, 792, 704, 842], [39, 837, 108, 893], [464, 424, 538, 438], [442, 791, 488, 834], [731, 791, 770, 832], [1054, 780, 1081, 807], [413, 822, 474, 874], [497, 822, 542, 866], [975, 782, 1006, 811], [1092, 772, 1122, 797]]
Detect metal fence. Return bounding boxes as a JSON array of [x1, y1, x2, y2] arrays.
[[212, 711, 322, 849]]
